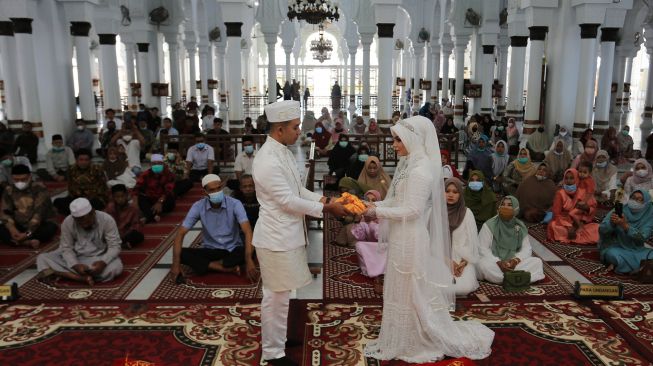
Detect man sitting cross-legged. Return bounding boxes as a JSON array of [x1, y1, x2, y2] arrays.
[[36, 198, 123, 286], [104, 184, 144, 249], [171, 174, 257, 282]]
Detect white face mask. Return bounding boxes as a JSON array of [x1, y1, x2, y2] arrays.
[[636, 169, 649, 178], [559, 130, 567, 137], [77, 125, 85, 131], [122, 135, 132, 142], [14, 181, 28, 190]]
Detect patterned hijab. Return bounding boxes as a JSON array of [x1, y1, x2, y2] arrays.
[[514, 148, 538, 177], [486, 195, 527, 261], [445, 178, 467, 232]]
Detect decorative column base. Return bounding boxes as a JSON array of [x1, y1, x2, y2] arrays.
[[505, 110, 523, 123], [229, 120, 244, 134], [592, 119, 609, 136], [7, 119, 24, 132], [641, 106, 653, 130], [83, 119, 100, 134], [481, 108, 492, 116], [496, 104, 506, 118], [362, 105, 370, 118], [573, 122, 589, 138], [523, 119, 541, 135], [201, 95, 209, 104]]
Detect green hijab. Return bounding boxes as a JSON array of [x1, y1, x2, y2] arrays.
[[338, 177, 364, 195], [464, 170, 497, 224], [486, 195, 528, 260]]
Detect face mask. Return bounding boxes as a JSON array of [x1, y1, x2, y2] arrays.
[[1, 159, 12, 167], [563, 184, 577, 193], [151, 165, 164, 174], [468, 181, 483, 191], [244, 146, 254, 154], [627, 200, 645, 212], [585, 147, 596, 155], [14, 181, 28, 191], [535, 174, 546, 181], [196, 143, 206, 150], [53, 147, 65, 153], [208, 191, 224, 204], [498, 206, 514, 221], [339, 141, 348, 148], [497, 126, 504, 131], [358, 154, 369, 162], [108, 158, 117, 163], [167, 153, 176, 161], [636, 169, 648, 178], [622, 130, 629, 136], [559, 130, 567, 136], [77, 125, 85, 131], [315, 127, 323, 133], [477, 146, 485, 151], [517, 157, 529, 164], [122, 135, 132, 142], [596, 161, 608, 168], [538, 127, 545, 133]]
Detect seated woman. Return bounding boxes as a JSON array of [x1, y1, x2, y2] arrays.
[[445, 178, 480, 295], [592, 150, 618, 204], [599, 189, 653, 275], [464, 170, 498, 231], [547, 169, 599, 245], [571, 139, 598, 169], [601, 127, 620, 162], [463, 135, 493, 183], [312, 121, 331, 157], [617, 126, 634, 161], [328, 134, 356, 183], [525, 126, 550, 161], [441, 149, 462, 180], [624, 159, 653, 198], [477, 196, 545, 284], [502, 148, 537, 195], [544, 138, 572, 183], [357, 156, 391, 200], [491, 140, 509, 193], [347, 145, 370, 179], [506, 119, 520, 155], [515, 163, 557, 223]]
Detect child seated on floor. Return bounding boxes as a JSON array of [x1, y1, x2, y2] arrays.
[[104, 184, 144, 249]]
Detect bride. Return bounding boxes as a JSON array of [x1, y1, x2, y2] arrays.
[[364, 116, 494, 362]]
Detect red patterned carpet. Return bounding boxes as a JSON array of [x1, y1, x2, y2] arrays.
[[528, 223, 653, 296], [0, 240, 60, 285]]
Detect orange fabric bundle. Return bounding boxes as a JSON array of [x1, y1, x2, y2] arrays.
[[335, 192, 367, 215]]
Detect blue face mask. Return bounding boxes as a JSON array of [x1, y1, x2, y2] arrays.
[[208, 191, 224, 204], [358, 154, 369, 162], [596, 161, 608, 168], [244, 145, 254, 154], [339, 141, 348, 148], [563, 184, 577, 193], [196, 143, 206, 150], [315, 127, 323, 134], [151, 164, 164, 174], [517, 157, 529, 164], [477, 146, 485, 151], [53, 147, 65, 153], [497, 126, 504, 131], [1, 159, 12, 167], [469, 181, 483, 191]]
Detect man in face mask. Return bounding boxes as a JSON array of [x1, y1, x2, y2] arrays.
[[0, 148, 32, 194], [41, 134, 75, 182], [68, 119, 95, 155], [111, 122, 145, 172], [234, 136, 256, 180], [53, 149, 108, 216], [186, 133, 216, 182], [0, 164, 57, 249], [171, 174, 257, 284], [133, 154, 177, 223]]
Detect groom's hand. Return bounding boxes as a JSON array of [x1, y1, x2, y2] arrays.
[[324, 202, 349, 217]]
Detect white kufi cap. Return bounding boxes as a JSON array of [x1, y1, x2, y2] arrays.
[[70, 198, 92, 218], [150, 154, 164, 163], [264, 100, 300, 123], [201, 174, 221, 188]]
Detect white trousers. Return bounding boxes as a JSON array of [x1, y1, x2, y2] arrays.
[[261, 286, 291, 360], [476, 256, 545, 284]]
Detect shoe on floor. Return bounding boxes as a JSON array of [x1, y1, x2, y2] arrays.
[[265, 356, 298, 366], [285, 338, 302, 348]]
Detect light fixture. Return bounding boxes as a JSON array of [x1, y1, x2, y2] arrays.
[[310, 25, 333, 63], [287, 0, 340, 25]]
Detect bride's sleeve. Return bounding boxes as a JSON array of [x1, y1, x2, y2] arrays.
[[374, 171, 431, 220]]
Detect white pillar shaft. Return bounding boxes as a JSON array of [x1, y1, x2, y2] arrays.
[[362, 40, 371, 117], [125, 44, 136, 107], [595, 41, 616, 123], [641, 51, 653, 129], [507, 45, 526, 121], [525, 40, 545, 125], [199, 47, 209, 104], [168, 42, 182, 104], [378, 36, 394, 124], [497, 45, 509, 115], [99, 43, 120, 112], [349, 51, 356, 106], [430, 48, 440, 103], [216, 48, 228, 120], [266, 41, 277, 104], [611, 55, 625, 113], [226, 35, 243, 124], [243, 50, 250, 94], [188, 49, 197, 98], [453, 44, 466, 125], [623, 57, 633, 110], [0, 35, 22, 121], [14, 32, 41, 124], [481, 48, 494, 115], [137, 48, 152, 106], [75, 35, 95, 121], [574, 37, 599, 133], [413, 48, 423, 107], [285, 51, 291, 82], [441, 50, 450, 101]]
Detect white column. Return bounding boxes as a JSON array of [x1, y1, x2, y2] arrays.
[[524, 26, 547, 135], [242, 46, 250, 95], [264, 33, 277, 104], [71, 22, 96, 123], [573, 24, 600, 138], [215, 44, 228, 121], [480, 45, 495, 116], [225, 22, 244, 130], [594, 28, 618, 134], [294, 55, 299, 82], [165, 36, 182, 105], [441, 41, 453, 103], [623, 54, 635, 112], [124, 42, 137, 109], [453, 36, 469, 126], [136, 42, 152, 106], [413, 45, 424, 109], [11, 18, 42, 140], [642, 47, 653, 129], [429, 43, 440, 104], [348, 50, 356, 110], [361, 34, 373, 119], [377, 23, 395, 128], [496, 37, 509, 118], [98, 34, 121, 114], [284, 47, 291, 83], [180, 47, 187, 102], [0, 22, 22, 123], [611, 52, 626, 116], [187, 47, 197, 99], [507, 36, 528, 123], [198, 42, 210, 105]]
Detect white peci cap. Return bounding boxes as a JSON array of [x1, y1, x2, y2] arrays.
[[201, 174, 221, 188], [70, 198, 92, 218], [264, 100, 301, 123]]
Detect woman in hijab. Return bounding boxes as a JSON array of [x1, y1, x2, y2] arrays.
[[440, 118, 458, 134], [353, 116, 367, 135], [617, 125, 634, 160], [301, 110, 317, 134], [547, 168, 599, 245], [599, 189, 653, 275], [103, 146, 129, 181], [502, 148, 538, 195], [366, 118, 381, 135], [441, 149, 462, 180], [544, 137, 572, 183], [476, 196, 545, 284], [571, 139, 599, 169], [357, 155, 391, 199], [515, 163, 557, 223], [592, 150, 618, 204], [328, 134, 356, 182], [445, 178, 480, 295], [464, 170, 498, 231], [506, 118, 520, 154], [624, 159, 653, 198], [434, 110, 446, 131], [419, 102, 434, 120], [526, 125, 550, 161], [347, 145, 370, 179], [312, 121, 331, 157], [329, 120, 347, 145], [550, 126, 574, 154], [580, 128, 594, 148], [464, 135, 494, 183], [491, 140, 510, 193], [601, 127, 620, 161]]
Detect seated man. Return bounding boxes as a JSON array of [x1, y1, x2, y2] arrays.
[[36, 198, 123, 285], [138, 119, 155, 157], [186, 133, 216, 182], [104, 184, 144, 249], [98, 120, 118, 157], [0, 164, 57, 248], [14, 122, 39, 163], [171, 174, 256, 281], [53, 149, 108, 215], [0, 148, 32, 195], [234, 136, 256, 180], [111, 121, 144, 174], [40, 134, 75, 182], [68, 119, 95, 155], [231, 174, 260, 228], [133, 154, 176, 223]]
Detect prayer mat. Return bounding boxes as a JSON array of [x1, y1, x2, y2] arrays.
[[0, 240, 60, 285], [148, 235, 262, 301], [529, 223, 653, 296], [589, 297, 653, 362], [301, 300, 651, 366], [15, 187, 205, 301]]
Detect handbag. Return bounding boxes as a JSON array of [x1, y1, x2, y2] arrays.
[[502, 270, 531, 292], [636, 251, 653, 284]]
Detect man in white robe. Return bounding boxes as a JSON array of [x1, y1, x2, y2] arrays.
[[252, 100, 347, 366]]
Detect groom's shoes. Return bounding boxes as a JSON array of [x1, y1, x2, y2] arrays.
[[265, 356, 298, 366], [285, 338, 302, 348]]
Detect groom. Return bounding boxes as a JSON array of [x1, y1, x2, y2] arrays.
[[252, 100, 348, 366]]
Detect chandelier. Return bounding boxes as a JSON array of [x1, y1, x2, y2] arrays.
[[287, 0, 340, 25], [310, 25, 333, 63]]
